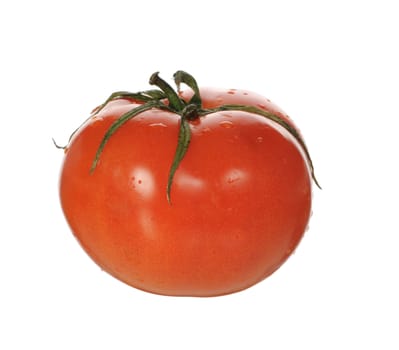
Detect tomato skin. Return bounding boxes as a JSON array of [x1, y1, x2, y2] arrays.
[[60, 88, 312, 297]]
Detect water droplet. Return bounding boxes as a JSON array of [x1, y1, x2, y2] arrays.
[[256, 136, 264, 143], [226, 170, 241, 183], [90, 116, 103, 124], [130, 167, 154, 199], [227, 177, 238, 184], [200, 127, 211, 135], [219, 120, 234, 128], [149, 122, 167, 128]]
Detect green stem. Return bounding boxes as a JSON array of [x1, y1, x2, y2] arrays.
[[167, 115, 191, 204], [181, 104, 199, 121], [91, 90, 165, 117], [149, 72, 185, 112], [174, 70, 202, 107]]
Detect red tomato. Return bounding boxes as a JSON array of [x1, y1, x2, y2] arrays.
[[59, 71, 317, 297]]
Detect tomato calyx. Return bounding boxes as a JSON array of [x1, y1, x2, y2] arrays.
[[67, 71, 320, 203]]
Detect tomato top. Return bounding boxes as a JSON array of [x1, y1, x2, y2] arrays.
[[87, 71, 319, 202]]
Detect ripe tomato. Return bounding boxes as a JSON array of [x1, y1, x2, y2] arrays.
[[59, 71, 317, 297]]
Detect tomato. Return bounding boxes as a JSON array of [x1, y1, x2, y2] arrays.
[[59, 71, 318, 297]]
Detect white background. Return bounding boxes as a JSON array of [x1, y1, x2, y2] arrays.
[[1, 0, 398, 349]]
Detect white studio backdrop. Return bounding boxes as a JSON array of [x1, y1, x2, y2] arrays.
[[1, 0, 398, 349]]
